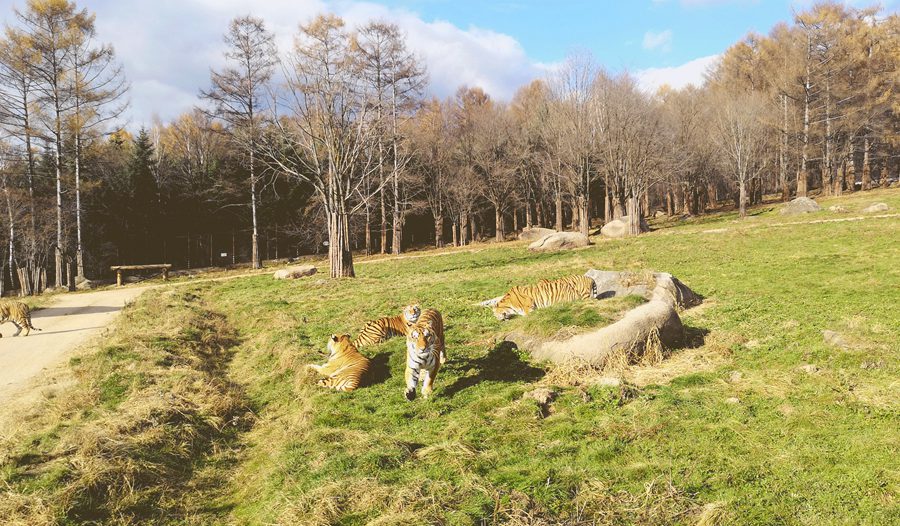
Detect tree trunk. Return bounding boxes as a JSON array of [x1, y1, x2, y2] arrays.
[[512, 207, 519, 233], [451, 220, 458, 247], [365, 209, 372, 256], [54, 126, 64, 290], [780, 93, 790, 201], [75, 132, 85, 279], [434, 215, 443, 248], [577, 195, 589, 236], [625, 196, 641, 236], [328, 208, 354, 278], [250, 149, 261, 269], [525, 201, 532, 229], [554, 182, 563, 231], [494, 207, 503, 242], [861, 136, 872, 190], [738, 180, 747, 218]]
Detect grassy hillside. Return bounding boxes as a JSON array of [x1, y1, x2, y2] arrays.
[[2, 188, 898, 525]]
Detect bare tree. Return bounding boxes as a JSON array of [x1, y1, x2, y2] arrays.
[[17, 0, 94, 288], [710, 92, 770, 218], [69, 18, 127, 278], [201, 15, 277, 269], [262, 14, 376, 278], [354, 21, 426, 255]]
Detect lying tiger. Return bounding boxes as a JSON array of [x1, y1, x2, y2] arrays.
[[353, 304, 421, 348], [492, 275, 596, 320], [404, 308, 446, 401], [0, 300, 40, 337], [307, 334, 370, 392]]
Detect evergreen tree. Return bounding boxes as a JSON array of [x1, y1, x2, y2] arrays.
[[129, 128, 158, 262]]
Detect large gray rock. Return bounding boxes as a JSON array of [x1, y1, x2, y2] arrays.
[[518, 227, 557, 241], [861, 202, 889, 213], [528, 232, 590, 251], [529, 299, 684, 366], [600, 216, 649, 238], [583, 269, 701, 309], [780, 197, 820, 215], [506, 270, 701, 366], [273, 264, 317, 280]]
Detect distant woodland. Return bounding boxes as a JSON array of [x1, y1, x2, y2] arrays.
[[0, 1, 897, 289]]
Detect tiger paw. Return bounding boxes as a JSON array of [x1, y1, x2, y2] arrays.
[[404, 389, 416, 401]]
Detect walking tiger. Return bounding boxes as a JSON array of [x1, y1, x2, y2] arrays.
[[353, 304, 421, 348], [404, 308, 446, 401], [492, 275, 596, 320], [0, 301, 40, 337], [307, 334, 371, 392]]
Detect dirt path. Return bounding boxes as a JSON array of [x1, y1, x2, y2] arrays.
[[0, 287, 146, 432]]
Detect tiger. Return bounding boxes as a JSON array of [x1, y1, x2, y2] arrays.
[[306, 334, 371, 392], [0, 301, 40, 337], [353, 304, 421, 348], [492, 275, 596, 320], [404, 308, 446, 401]]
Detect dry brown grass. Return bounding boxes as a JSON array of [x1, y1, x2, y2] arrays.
[[0, 289, 250, 525]]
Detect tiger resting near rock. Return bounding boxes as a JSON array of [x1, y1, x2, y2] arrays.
[[492, 275, 596, 320]]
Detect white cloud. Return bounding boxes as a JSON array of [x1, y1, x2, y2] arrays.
[[634, 54, 719, 93], [77, 0, 551, 127], [642, 30, 673, 52]]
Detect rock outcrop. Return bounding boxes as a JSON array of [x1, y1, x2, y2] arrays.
[[273, 265, 317, 280], [518, 227, 557, 241], [780, 197, 820, 215], [527, 232, 590, 251], [599, 216, 649, 238]]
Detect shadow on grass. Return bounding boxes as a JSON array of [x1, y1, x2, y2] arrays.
[[443, 341, 545, 397], [361, 351, 392, 388], [682, 324, 709, 349]]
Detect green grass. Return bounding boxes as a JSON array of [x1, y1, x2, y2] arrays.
[[1, 188, 898, 525], [506, 295, 647, 338]]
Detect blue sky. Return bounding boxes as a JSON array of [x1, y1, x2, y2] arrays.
[[0, 0, 896, 126], [373, 0, 801, 70]]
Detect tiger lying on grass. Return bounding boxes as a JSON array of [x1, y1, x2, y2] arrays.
[[307, 334, 371, 392], [0, 301, 40, 337], [404, 308, 446, 401], [353, 304, 421, 348], [492, 275, 596, 320]]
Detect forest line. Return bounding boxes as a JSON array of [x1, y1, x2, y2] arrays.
[[0, 0, 897, 289]]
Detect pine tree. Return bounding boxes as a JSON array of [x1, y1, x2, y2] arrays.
[[129, 128, 158, 262]]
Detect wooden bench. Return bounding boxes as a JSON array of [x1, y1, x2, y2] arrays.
[[110, 264, 172, 286]]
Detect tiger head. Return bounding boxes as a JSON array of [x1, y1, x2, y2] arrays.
[[407, 326, 434, 354], [492, 289, 528, 320], [403, 304, 421, 324], [327, 333, 355, 357]]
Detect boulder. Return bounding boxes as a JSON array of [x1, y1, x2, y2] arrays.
[[780, 197, 820, 215], [273, 264, 317, 280], [518, 227, 557, 242], [827, 205, 848, 213], [861, 202, 889, 213], [76, 278, 102, 290], [600, 216, 649, 238], [527, 232, 590, 252], [583, 270, 701, 309], [529, 299, 684, 366], [654, 210, 667, 218]]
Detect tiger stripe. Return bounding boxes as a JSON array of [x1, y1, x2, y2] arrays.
[[404, 308, 445, 400], [492, 275, 596, 320], [353, 304, 421, 348], [308, 334, 371, 392], [0, 301, 40, 337]]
